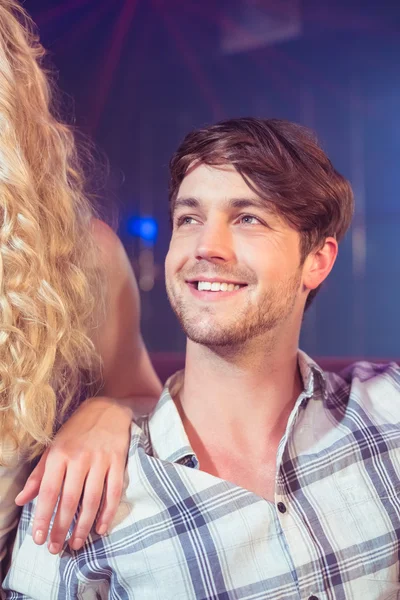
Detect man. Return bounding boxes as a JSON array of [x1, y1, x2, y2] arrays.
[[4, 118, 400, 599]]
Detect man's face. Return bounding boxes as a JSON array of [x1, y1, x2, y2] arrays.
[[165, 163, 306, 348]]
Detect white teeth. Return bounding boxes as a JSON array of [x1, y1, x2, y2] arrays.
[[196, 281, 242, 292]]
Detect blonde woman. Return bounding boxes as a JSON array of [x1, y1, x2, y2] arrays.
[[0, 0, 161, 578]]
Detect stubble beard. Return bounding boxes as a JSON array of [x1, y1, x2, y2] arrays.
[[166, 271, 302, 350]]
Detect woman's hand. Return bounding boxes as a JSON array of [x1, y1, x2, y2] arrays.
[[15, 396, 133, 554]]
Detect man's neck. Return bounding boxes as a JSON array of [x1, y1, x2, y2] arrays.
[[175, 331, 303, 497]]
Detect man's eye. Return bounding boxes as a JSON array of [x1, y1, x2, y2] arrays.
[[176, 215, 197, 227], [239, 215, 261, 225]]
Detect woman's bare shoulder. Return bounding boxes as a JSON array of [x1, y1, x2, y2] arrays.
[[91, 218, 124, 261]]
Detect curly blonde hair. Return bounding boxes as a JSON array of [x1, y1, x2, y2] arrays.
[[0, 0, 105, 465]]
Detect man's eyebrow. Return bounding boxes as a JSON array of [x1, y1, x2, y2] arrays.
[[173, 197, 269, 211], [229, 197, 268, 210], [173, 197, 200, 211]]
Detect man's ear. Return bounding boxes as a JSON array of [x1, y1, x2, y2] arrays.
[[302, 237, 338, 292]]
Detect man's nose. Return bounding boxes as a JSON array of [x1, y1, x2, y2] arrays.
[[195, 221, 235, 263]]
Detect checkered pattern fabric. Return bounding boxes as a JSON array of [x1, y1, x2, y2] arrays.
[[3, 352, 400, 599]]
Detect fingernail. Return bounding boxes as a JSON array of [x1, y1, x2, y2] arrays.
[[70, 538, 84, 551], [48, 542, 60, 555], [34, 530, 45, 544], [97, 524, 107, 536]]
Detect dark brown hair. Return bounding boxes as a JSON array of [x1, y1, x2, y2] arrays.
[[169, 117, 354, 309]]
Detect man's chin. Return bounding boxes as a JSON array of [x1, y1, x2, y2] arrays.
[[183, 325, 241, 348]]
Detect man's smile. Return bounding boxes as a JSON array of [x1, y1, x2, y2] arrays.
[[185, 278, 248, 300]]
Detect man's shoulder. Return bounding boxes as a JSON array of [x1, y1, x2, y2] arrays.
[[324, 360, 400, 421], [325, 359, 400, 388]]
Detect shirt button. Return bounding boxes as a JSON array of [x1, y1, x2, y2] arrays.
[[308, 596, 319, 600], [277, 501, 287, 514]]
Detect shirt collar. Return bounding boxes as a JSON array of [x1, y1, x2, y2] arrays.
[[298, 350, 328, 400], [147, 370, 198, 466], [147, 351, 327, 465]]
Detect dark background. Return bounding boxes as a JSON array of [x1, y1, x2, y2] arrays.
[[26, 0, 400, 357]]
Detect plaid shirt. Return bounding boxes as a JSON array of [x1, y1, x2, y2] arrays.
[[3, 352, 400, 599]]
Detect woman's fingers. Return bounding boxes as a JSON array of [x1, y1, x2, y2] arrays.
[[15, 450, 49, 506], [31, 454, 66, 546], [95, 459, 125, 536], [47, 461, 88, 554], [23, 397, 132, 552], [67, 463, 106, 551]]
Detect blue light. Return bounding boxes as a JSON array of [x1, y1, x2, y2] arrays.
[[127, 216, 158, 244]]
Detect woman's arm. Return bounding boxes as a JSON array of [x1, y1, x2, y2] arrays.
[[15, 220, 162, 553], [91, 219, 161, 407]]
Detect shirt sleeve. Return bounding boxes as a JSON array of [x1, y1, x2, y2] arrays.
[[0, 460, 31, 586]]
